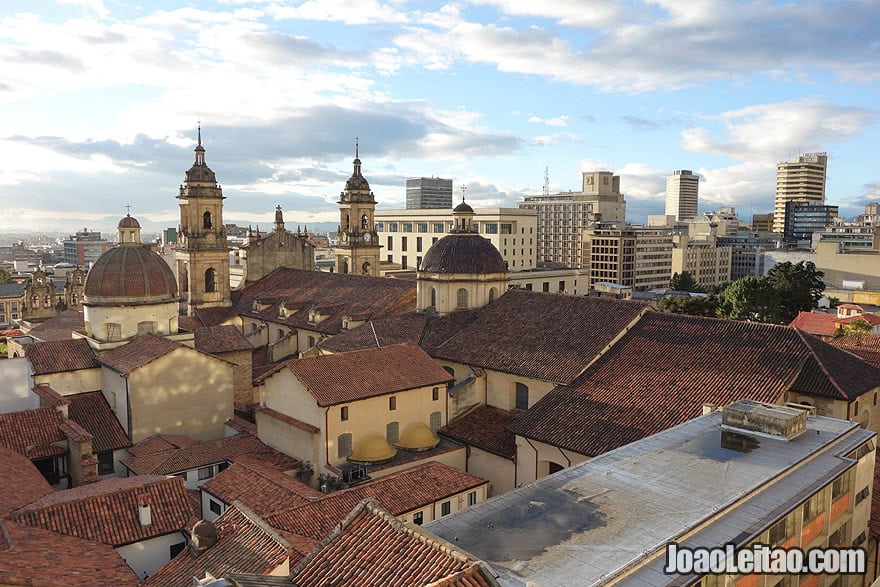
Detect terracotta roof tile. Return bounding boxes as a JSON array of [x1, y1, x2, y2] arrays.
[[828, 332, 880, 367], [122, 433, 282, 476], [291, 499, 495, 587], [178, 315, 204, 331], [256, 407, 320, 434], [267, 462, 487, 541], [227, 414, 258, 435], [790, 329, 880, 400], [26, 309, 85, 341], [838, 313, 880, 326], [0, 407, 66, 456], [872, 453, 880, 537], [194, 305, 237, 327], [66, 391, 131, 453], [440, 406, 519, 460], [96, 332, 185, 374], [0, 519, 140, 586], [433, 290, 648, 383], [127, 434, 199, 457], [275, 343, 451, 407], [23, 338, 98, 375], [9, 475, 196, 547], [789, 311, 838, 337], [146, 504, 291, 587], [31, 384, 69, 407], [0, 447, 53, 515], [233, 268, 416, 336], [194, 324, 252, 354], [201, 459, 321, 518]]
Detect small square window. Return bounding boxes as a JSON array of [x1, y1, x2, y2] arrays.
[[97, 451, 114, 475], [413, 511, 424, 525], [209, 499, 222, 515], [432, 387, 439, 401], [441, 501, 451, 516], [341, 406, 349, 421], [198, 466, 214, 480], [389, 396, 396, 411], [467, 491, 477, 506]]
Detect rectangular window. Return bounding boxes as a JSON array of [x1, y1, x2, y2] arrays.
[[403, 223, 413, 232], [387, 254, 393, 263], [501, 224, 512, 234], [525, 283, 532, 291], [484, 223, 498, 234], [832, 473, 851, 500], [386, 421, 399, 444], [441, 501, 451, 516], [432, 387, 439, 401], [417, 223, 428, 233], [308, 335, 316, 348], [413, 511, 424, 525], [388, 223, 398, 232], [341, 406, 349, 421], [389, 396, 396, 411], [430, 411, 441, 432], [416, 237, 423, 252], [467, 491, 477, 506], [401, 236, 408, 250], [375, 222, 384, 232], [433, 223, 445, 233], [558, 281, 565, 292], [387, 236, 393, 250], [416, 256, 422, 268], [401, 256, 408, 270], [542, 282, 550, 292], [97, 451, 114, 475], [338, 433, 353, 458], [198, 466, 214, 480], [209, 499, 222, 515]]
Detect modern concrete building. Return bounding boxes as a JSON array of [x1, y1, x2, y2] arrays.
[[671, 234, 732, 287], [784, 201, 839, 243], [773, 152, 828, 233], [405, 177, 453, 210], [664, 169, 699, 221], [429, 400, 875, 587], [717, 233, 777, 280], [581, 227, 674, 291], [518, 171, 626, 268], [62, 229, 108, 268], [752, 212, 774, 233], [376, 207, 537, 271]]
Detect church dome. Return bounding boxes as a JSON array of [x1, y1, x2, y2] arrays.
[[118, 214, 141, 228], [349, 435, 396, 463], [420, 233, 507, 274], [345, 158, 371, 192], [395, 423, 440, 452], [84, 245, 178, 303], [453, 201, 474, 214]]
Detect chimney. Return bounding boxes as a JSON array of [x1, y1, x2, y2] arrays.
[[138, 501, 152, 526], [721, 400, 807, 441]]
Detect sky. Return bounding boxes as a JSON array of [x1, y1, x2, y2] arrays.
[[1, 0, 879, 234]]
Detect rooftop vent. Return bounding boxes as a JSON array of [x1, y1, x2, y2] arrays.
[[138, 501, 152, 527], [721, 400, 807, 441]]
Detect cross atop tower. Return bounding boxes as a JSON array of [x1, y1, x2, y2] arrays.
[[124, 204, 132, 215], [461, 184, 468, 203], [355, 136, 359, 159]]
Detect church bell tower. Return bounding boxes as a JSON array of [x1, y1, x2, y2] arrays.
[[335, 143, 381, 276], [174, 127, 231, 315]]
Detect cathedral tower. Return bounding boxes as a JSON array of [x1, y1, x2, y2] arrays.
[[174, 127, 231, 315], [335, 144, 381, 276]]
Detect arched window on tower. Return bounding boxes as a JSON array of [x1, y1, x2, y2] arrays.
[[205, 268, 216, 293], [361, 214, 368, 230], [430, 287, 436, 309], [489, 287, 497, 303], [345, 213, 350, 230], [456, 288, 468, 309], [203, 211, 213, 229]]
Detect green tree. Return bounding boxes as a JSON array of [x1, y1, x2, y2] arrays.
[[766, 261, 825, 323], [658, 294, 720, 317], [0, 268, 9, 284], [719, 276, 782, 323], [843, 318, 873, 334], [669, 271, 704, 293]]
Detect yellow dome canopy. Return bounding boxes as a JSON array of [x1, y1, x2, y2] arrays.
[[395, 423, 440, 452], [349, 435, 397, 463]]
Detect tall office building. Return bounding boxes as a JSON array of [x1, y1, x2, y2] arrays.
[[664, 170, 699, 221], [773, 153, 828, 233], [406, 177, 453, 209], [63, 229, 109, 268]]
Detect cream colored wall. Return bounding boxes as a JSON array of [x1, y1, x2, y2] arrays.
[[34, 368, 102, 396], [116, 531, 187, 581], [395, 481, 489, 526], [465, 446, 515, 497], [485, 370, 557, 411], [816, 243, 880, 290], [326, 382, 447, 469], [255, 409, 321, 481], [83, 300, 178, 341], [127, 348, 233, 442], [262, 370, 323, 428], [417, 273, 509, 315], [101, 367, 129, 436], [515, 436, 589, 485], [784, 390, 880, 434]]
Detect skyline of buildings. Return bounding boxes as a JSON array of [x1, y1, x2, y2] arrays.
[[774, 152, 829, 233]]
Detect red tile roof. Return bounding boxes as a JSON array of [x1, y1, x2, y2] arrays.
[[25, 309, 85, 342], [267, 343, 452, 407], [227, 414, 258, 435], [433, 290, 648, 384], [194, 324, 252, 354], [96, 332, 185, 374], [23, 338, 98, 375], [66, 391, 131, 453], [201, 458, 321, 518], [31, 384, 68, 407], [291, 499, 495, 587], [0, 407, 66, 456], [828, 332, 880, 367], [837, 313, 880, 326], [126, 434, 199, 457], [256, 406, 320, 434], [232, 268, 416, 335], [789, 311, 838, 337], [0, 447, 53, 516], [872, 453, 880, 537], [122, 433, 283, 476], [9, 475, 196, 547], [267, 462, 487, 541], [440, 405, 519, 460], [0, 519, 140, 586], [146, 503, 291, 587], [511, 313, 880, 456], [194, 305, 237, 327]]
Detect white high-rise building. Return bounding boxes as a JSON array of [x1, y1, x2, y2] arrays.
[[773, 153, 827, 233], [664, 170, 699, 221]]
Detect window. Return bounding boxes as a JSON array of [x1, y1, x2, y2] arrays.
[[441, 501, 451, 516], [484, 223, 498, 234], [105, 322, 121, 341], [542, 282, 550, 292], [432, 387, 439, 401], [855, 486, 870, 505], [456, 288, 468, 309], [308, 335, 316, 348], [209, 499, 222, 515], [525, 283, 532, 291], [413, 511, 424, 525], [401, 236, 408, 250], [832, 473, 851, 500], [559, 280, 565, 292], [97, 451, 114, 475], [401, 255, 408, 270], [768, 514, 794, 546], [515, 383, 529, 410], [387, 236, 393, 250], [430, 287, 436, 308], [203, 211, 213, 229], [375, 222, 384, 231], [433, 223, 444, 233], [389, 396, 396, 411], [386, 421, 399, 444], [430, 411, 441, 432], [403, 223, 413, 232], [277, 328, 285, 341], [361, 214, 368, 230], [418, 223, 428, 233], [338, 433, 353, 459], [198, 466, 214, 480], [467, 491, 477, 506], [500, 223, 512, 234], [341, 406, 349, 421], [170, 541, 186, 559], [803, 489, 826, 522], [489, 287, 497, 303], [416, 237, 423, 252], [204, 268, 216, 293], [217, 461, 229, 473], [137, 321, 156, 335], [416, 256, 422, 268]]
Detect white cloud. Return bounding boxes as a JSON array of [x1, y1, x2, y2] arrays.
[[268, 0, 408, 25]]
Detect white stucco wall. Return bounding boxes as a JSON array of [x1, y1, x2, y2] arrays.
[[115, 531, 187, 581], [0, 357, 34, 413]]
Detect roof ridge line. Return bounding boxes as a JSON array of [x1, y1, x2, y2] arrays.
[[229, 500, 292, 550], [793, 328, 847, 398]]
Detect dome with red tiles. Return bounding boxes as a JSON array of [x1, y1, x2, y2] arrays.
[[117, 214, 141, 229], [84, 244, 178, 303]]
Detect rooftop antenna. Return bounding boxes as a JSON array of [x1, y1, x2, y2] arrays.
[[543, 166, 550, 196]]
